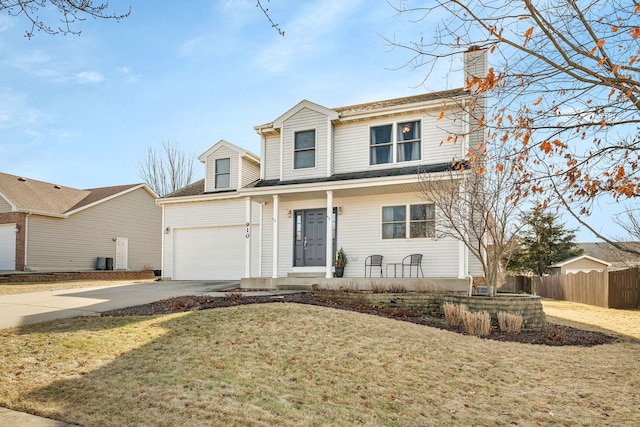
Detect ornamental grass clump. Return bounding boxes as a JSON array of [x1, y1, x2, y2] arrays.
[[443, 303, 467, 327], [462, 310, 491, 337], [498, 311, 523, 333]]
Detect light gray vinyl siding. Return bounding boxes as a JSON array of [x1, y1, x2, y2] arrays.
[[282, 108, 328, 181], [333, 109, 464, 175], [261, 192, 461, 278], [162, 198, 261, 278], [204, 146, 238, 192], [334, 192, 461, 278], [263, 134, 280, 180], [27, 188, 161, 271], [241, 158, 260, 187], [0, 195, 12, 213]]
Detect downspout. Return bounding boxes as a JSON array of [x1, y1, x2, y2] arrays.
[[23, 212, 32, 270], [160, 203, 165, 279]]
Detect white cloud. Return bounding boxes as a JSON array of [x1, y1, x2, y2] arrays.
[[74, 71, 105, 83], [117, 66, 142, 83], [254, 0, 366, 73], [0, 87, 42, 129]]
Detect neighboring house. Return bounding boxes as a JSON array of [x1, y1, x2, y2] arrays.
[[578, 241, 640, 270], [548, 255, 611, 275], [0, 172, 161, 272], [158, 48, 487, 287]]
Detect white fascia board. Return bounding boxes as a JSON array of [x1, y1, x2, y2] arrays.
[[14, 209, 67, 219], [156, 191, 243, 206], [238, 170, 462, 197]]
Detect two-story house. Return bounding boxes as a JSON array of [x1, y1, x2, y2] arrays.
[[158, 48, 487, 290]]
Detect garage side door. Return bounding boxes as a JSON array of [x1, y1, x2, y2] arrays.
[[173, 226, 245, 280], [0, 224, 16, 270]]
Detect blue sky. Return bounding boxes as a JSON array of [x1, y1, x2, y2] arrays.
[[0, 0, 627, 240], [1, 0, 444, 187]]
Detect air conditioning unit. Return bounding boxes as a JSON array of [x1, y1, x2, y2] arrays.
[[475, 286, 488, 296]]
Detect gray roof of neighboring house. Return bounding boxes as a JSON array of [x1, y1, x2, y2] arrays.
[[578, 241, 640, 269], [0, 172, 142, 216]]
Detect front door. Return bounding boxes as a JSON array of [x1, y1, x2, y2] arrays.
[[294, 209, 327, 267]]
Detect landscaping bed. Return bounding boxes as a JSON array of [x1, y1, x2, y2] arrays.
[[101, 291, 617, 346]]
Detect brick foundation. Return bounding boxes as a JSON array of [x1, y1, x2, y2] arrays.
[[0, 270, 156, 283]]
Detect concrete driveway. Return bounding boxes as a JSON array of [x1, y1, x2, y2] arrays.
[[0, 280, 240, 329]]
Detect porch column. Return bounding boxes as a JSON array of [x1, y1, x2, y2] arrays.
[[326, 190, 334, 279], [245, 197, 252, 278], [272, 195, 279, 278]]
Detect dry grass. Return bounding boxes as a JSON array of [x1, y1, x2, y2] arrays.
[[0, 303, 638, 426], [497, 312, 523, 333], [443, 303, 467, 327], [0, 279, 156, 296], [462, 310, 491, 336], [542, 299, 640, 341]]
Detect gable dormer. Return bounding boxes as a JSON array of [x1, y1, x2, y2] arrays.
[[198, 140, 260, 193], [257, 100, 339, 182]]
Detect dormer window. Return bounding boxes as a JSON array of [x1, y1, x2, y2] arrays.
[[370, 120, 421, 165], [215, 158, 230, 189], [294, 130, 316, 169]]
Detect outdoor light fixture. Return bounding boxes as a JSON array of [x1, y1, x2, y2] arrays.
[[14, 224, 20, 233], [287, 210, 292, 218], [337, 206, 343, 215], [165, 227, 171, 234]]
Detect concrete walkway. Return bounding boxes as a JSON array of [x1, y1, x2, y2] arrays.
[[0, 280, 304, 426]]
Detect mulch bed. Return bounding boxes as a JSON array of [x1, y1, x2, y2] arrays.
[[100, 292, 618, 347]]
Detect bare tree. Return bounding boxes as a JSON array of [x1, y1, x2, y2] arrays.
[[389, 0, 640, 247], [0, 0, 130, 38], [419, 153, 525, 294], [139, 141, 195, 197], [614, 205, 640, 240]]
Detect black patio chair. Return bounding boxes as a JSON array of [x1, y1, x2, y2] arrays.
[[365, 255, 384, 278], [402, 254, 424, 278]]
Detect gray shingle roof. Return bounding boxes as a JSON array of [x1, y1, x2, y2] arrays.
[[0, 172, 141, 215]]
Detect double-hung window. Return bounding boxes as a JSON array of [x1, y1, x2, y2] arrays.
[[215, 158, 230, 189], [370, 120, 421, 165], [382, 203, 435, 239], [294, 130, 316, 169]]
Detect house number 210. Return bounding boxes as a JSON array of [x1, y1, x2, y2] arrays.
[[245, 222, 250, 239]]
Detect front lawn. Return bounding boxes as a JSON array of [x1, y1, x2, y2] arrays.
[[0, 303, 638, 426]]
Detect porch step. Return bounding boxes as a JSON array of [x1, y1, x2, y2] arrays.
[[287, 272, 326, 278]]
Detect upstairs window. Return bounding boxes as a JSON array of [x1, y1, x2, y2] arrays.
[[215, 158, 230, 189], [294, 130, 316, 169], [382, 203, 435, 239], [370, 120, 421, 165], [370, 125, 393, 165], [397, 121, 421, 162]]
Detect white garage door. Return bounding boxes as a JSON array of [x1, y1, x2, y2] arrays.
[[0, 224, 16, 270], [173, 226, 245, 280]]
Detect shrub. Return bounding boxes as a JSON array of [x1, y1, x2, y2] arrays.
[[389, 283, 407, 293], [370, 282, 386, 293], [497, 311, 523, 333], [226, 292, 244, 303], [443, 303, 467, 327], [462, 310, 491, 336], [547, 325, 566, 343]]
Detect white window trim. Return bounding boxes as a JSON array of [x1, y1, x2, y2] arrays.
[[380, 203, 435, 240], [369, 118, 423, 166], [215, 157, 231, 189], [292, 128, 318, 171]]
